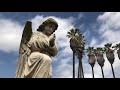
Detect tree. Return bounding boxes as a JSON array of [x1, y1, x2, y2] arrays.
[[112, 43, 120, 60], [104, 43, 115, 78], [94, 47, 105, 78], [67, 28, 85, 78], [86, 47, 96, 78]]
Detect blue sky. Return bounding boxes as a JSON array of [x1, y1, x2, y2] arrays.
[[0, 12, 120, 78]]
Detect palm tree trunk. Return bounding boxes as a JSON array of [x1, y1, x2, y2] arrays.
[[117, 49, 120, 60], [111, 63, 115, 78], [80, 59, 84, 78], [73, 51, 75, 78], [78, 60, 83, 78], [78, 52, 84, 78], [92, 66, 94, 78], [101, 66, 104, 78], [78, 60, 80, 78]]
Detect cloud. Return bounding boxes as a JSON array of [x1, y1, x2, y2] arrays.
[[96, 12, 120, 47], [75, 12, 120, 78], [97, 13, 120, 45], [30, 13, 120, 78], [87, 12, 120, 78], [53, 58, 73, 78], [97, 12, 120, 30], [0, 18, 23, 53], [0, 14, 76, 78], [30, 15, 46, 31], [30, 15, 76, 78], [78, 13, 85, 19], [1, 12, 120, 78], [89, 38, 98, 47]]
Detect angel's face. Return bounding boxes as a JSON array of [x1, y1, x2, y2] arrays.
[[44, 23, 56, 36]]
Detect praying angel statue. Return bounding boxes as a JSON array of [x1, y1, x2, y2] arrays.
[[15, 18, 58, 78]]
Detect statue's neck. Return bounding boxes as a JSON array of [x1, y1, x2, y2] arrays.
[[42, 32, 50, 37]]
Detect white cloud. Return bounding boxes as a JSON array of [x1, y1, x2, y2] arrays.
[[97, 12, 120, 29], [30, 15, 47, 31], [0, 18, 23, 53], [89, 38, 98, 47], [88, 12, 120, 78], [29, 13, 120, 78], [48, 12, 119, 78], [53, 57, 81, 78], [53, 63, 72, 78], [0, 14, 76, 78], [97, 12, 120, 47], [79, 12, 120, 78], [2, 12, 120, 78]]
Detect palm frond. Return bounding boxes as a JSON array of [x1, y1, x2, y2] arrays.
[[112, 43, 120, 50], [96, 47, 105, 54], [86, 47, 94, 53], [104, 43, 112, 48]]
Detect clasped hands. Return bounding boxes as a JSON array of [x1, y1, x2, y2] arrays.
[[49, 33, 56, 47]]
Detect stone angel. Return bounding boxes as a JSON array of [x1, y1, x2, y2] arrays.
[[15, 18, 58, 78]]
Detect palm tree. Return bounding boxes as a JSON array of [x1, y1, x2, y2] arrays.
[[67, 28, 85, 78], [104, 43, 115, 78], [75, 33, 85, 78], [67, 29, 77, 78], [86, 47, 96, 78], [112, 43, 120, 60], [94, 47, 105, 78]]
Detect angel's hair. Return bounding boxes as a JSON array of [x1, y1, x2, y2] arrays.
[[37, 18, 58, 32]]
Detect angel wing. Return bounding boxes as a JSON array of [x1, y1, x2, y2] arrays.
[[15, 21, 32, 78]]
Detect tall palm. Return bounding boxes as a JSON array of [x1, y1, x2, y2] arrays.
[[67, 28, 85, 78], [86, 47, 96, 78], [67, 29, 77, 78], [104, 43, 115, 78], [75, 33, 85, 78], [112, 43, 120, 60], [94, 47, 105, 78]]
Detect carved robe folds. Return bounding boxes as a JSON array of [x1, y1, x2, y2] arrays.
[[24, 31, 58, 78]]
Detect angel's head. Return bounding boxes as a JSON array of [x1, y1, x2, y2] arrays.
[[37, 18, 58, 36]]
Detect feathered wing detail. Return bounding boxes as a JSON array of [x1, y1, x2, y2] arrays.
[[15, 21, 32, 78]]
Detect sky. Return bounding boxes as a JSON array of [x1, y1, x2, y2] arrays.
[[0, 12, 120, 78]]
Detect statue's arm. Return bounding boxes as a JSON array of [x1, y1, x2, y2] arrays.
[[43, 42, 58, 57], [37, 36, 58, 57], [49, 43, 58, 56], [48, 33, 58, 56]]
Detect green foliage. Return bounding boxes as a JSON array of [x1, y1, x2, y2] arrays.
[[67, 28, 85, 48], [67, 28, 85, 41], [86, 47, 94, 54], [96, 47, 105, 54], [67, 28, 85, 59], [112, 43, 120, 50], [104, 43, 112, 48]]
